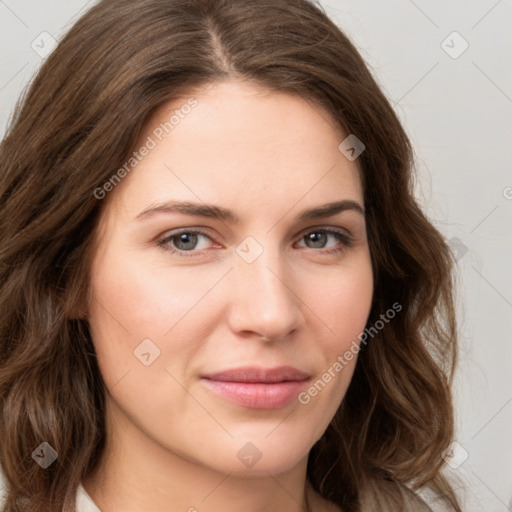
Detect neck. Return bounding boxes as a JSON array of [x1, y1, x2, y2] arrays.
[[82, 399, 316, 512], [83, 458, 313, 512]]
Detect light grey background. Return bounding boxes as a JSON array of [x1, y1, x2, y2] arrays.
[[1, 1, 511, 510]]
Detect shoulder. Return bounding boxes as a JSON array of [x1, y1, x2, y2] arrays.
[[357, 477, 450, 512], [0, 463, 101, 512], [0, 463, 8, 509], [307, 478, 453, 512], [415, 485, 455, 512], [401, 485, 434, 511]]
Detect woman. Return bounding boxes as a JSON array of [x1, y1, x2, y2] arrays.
[[0, 0, 462, 510]]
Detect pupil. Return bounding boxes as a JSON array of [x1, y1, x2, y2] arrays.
[[176, 233, 197, 250], [308, 232, 325, 248]]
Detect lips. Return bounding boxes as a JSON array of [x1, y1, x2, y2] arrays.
[[202, 366, 310, 383], [200, 366, 310, 409]]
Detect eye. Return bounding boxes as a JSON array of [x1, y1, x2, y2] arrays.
[[295, 228, 354, 254], [157, 227, 354, 258], [157, 229, 215, 256]]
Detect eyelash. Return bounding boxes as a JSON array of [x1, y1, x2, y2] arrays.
[[156, 227, 354, 258]]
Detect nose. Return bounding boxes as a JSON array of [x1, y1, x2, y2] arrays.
[[226, 244, 305, 342]]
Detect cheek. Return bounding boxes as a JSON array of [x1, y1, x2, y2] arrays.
[[88, 261, 170, 339], [315, 259, 373, 352], [299, 259, 373, 417], [87, 247, 223, 388], [88, 244, 217, 338]]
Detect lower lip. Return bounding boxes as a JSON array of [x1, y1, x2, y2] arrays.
[[201, 379, 308, 409]]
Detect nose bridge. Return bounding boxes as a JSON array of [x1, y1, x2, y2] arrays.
[[228, 236, 303, 339]]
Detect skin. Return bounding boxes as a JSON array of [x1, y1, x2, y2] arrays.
[[82, 79, 374, 512]]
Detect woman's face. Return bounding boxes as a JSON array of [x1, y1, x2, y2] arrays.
[[87, 79, 373, 476]]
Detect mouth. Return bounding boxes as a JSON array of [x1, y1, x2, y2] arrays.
[[200, 366, 310, 409]]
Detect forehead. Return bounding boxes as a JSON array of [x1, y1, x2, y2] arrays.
[[143, 79, 349, 156], [106, 79, 364, 222]]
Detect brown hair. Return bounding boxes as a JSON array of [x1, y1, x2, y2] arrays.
[[0, 0, 461, 510]]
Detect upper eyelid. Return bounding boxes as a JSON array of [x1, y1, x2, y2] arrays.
[[296, 225, 352, 238]]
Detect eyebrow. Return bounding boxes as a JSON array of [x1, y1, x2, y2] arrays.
[[134, 199, 365, 223]]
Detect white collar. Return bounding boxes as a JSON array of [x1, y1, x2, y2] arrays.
[[76, 482, 102, 512]]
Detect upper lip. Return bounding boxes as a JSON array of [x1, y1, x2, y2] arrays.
[[201, 366, 310, 383]]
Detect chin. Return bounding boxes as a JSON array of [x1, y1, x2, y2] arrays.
[[192, 430, 315, 477]]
